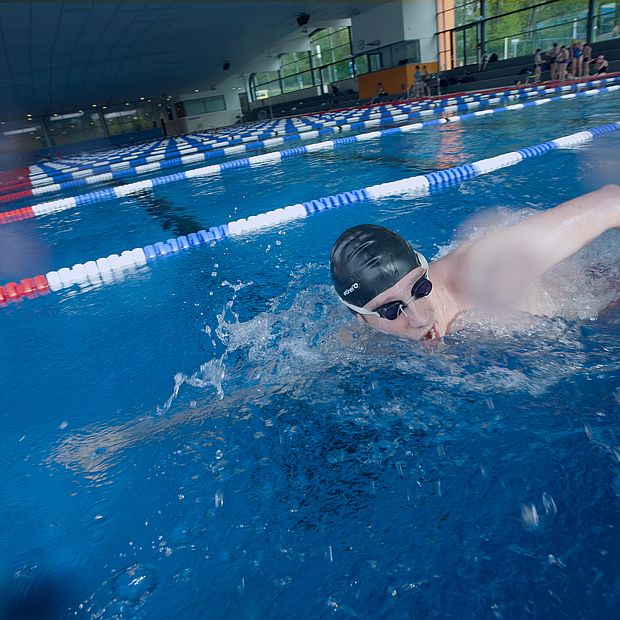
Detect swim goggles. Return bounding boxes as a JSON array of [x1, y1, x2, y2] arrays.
[[340, 252, 432, 320]]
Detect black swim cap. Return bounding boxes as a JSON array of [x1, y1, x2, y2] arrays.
[[330, 224, 423, 308]]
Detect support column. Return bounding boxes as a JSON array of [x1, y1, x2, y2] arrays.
[[38, 116, 54, 148], [97, 108, 110, 139], [480, 0, 486, 54], [586, 0, 595, 43]]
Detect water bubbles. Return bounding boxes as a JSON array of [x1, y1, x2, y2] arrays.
[[520, 503, 540, 529], [542, 492, 557, 516], [547, 554, 566, 568], [87, 563, 158, 618]]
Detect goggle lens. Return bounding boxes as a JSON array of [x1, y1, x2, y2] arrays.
[[374, 276, 432, 320]]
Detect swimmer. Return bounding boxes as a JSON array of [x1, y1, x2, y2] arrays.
[[330, 185, 620, 341]]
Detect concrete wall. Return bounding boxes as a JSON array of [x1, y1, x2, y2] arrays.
[[174, 75, 245, 133], [249, 86, 321, 111], [402, 0, 437, 62], [351, 0, 437, 63], [183, 110, 240, 133], [351, 1, 405, 50]]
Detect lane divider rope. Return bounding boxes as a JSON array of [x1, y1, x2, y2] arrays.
[[7, 72, 620, 194], [2, 81, 619, 226], [5, 76, 618, 202], [1, 121, 618, 306]]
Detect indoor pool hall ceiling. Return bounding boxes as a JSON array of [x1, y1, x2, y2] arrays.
[[0, 0, 391, 119]]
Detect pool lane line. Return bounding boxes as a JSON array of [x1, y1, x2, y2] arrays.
[[2, 80, 619, 228], [10, 72, 620, 196], [15, 79, 604, 190], [1, 92, 518, 198], [1, 121, 618, 307], [6, 77, 618, 203]]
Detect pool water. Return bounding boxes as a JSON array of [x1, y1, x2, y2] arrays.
[[0, 90, 619, 619]]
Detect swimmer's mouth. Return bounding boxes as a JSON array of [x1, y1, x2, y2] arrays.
[[422, 324, 441, 341]]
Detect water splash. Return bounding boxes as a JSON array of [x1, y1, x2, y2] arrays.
[[49, 238, 619, 477]]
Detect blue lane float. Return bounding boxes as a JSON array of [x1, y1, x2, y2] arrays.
[[22, 75, 620, 198], [28, 121, 618, 297], [22, 82, 620, 221]]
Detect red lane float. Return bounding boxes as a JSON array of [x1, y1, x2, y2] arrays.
[[0, 189, 34, 203], [0, 206, 36, 224], [0, 167, 31, 185], [0, 275, 49, 304]]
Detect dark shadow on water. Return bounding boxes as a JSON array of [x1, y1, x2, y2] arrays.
[[134, 190, 204, 236], [0, 575, 75, 620]]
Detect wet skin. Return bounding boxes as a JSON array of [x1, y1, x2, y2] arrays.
[[359, 264, 456, 341], [356, 184, 620, 341]]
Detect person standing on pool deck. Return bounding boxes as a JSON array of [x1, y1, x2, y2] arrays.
[[330, 185, 620, 341], [557, 45, 569, 80], [583, 42, 592, 76], [571, 41, 584, 78], [547, 43, 559, 80], [533, 49, 543, 82], [422, 65, 431, 96]]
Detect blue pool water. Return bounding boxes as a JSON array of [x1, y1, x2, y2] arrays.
[[1, 91, 619, 619]]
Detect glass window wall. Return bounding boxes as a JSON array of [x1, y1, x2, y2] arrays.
[[103, 104, 157, 135], [250, 27, 354, 101], [437, 0, 617, 69]]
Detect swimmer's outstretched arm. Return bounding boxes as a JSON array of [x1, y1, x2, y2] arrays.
[[453, 185, 620, 283], [511, 184, 620, 276]]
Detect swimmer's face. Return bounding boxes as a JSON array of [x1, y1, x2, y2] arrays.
[[359, 267, 443, 341]]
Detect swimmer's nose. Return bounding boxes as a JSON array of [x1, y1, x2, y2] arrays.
[[401, 305, 426, 329]]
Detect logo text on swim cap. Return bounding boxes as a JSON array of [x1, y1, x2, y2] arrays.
[[343, 282, 359, 296]]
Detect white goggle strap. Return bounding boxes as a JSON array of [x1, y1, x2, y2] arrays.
[[339, 298, 379, 316], [415, 251, 429, 275]]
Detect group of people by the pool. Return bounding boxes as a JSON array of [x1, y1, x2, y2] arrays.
[[478, 41, 609, 86], [538, 41, 609, 82], [372, 42, 610, 102], [329, 185, 620, 342]]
